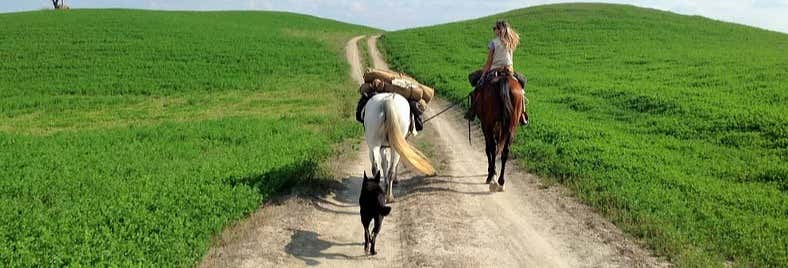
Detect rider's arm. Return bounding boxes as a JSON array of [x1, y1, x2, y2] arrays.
[[482, 47, 494, 73]]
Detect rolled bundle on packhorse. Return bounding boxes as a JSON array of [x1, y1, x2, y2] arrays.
[[362, 68, 413, 82], [356, 68, 435, 131], [363, 68, 435, 103]]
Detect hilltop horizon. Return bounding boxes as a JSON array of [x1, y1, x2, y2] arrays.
[[2, 1, 787, 34]]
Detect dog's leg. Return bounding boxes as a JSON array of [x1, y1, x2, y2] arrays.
[[370, 216, 383, 255], [363, 218, 371, 252]]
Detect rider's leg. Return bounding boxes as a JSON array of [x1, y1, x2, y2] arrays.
[[465, 70, 484, 121], [514, 72, 526, 89], [468, 70, 484, 86], [518, 92, 529, 125], [513, 72, 528, 125]]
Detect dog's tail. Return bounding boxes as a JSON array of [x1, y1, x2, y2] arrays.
[[383, 96, 435, 176]]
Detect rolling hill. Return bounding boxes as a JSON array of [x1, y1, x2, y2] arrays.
[[380, 3, 787, 267], [0, 9, 376, 266]]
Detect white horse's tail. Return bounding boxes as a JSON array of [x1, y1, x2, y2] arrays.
[[383, 97, 436, 176]]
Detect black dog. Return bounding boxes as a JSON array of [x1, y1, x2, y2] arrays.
[[359, 171, 391, 255]]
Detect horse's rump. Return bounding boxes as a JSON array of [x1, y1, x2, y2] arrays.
[[473, 73, 523, 156], [365, 93, 435, 175]]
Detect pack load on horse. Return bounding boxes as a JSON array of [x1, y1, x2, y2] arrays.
[[357, 68, 436, 202], [356, 68, 435, 131], [466, 19, 529, 192]]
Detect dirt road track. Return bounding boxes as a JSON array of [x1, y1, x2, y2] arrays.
[[200, 35, 668, 267]]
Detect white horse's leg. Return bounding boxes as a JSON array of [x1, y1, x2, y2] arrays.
[[390, 151, 401, 184], [386, 151, 400, 202], [369, 145, 382, 176], [380, 147, 389, 188]]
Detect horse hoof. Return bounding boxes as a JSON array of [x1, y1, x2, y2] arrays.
[[498, 184, 505, 192], [386, 196, 395, 203], [392, 180, 399, 185], [489, 182, 498, 192]]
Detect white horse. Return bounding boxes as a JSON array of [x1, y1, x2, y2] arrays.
[[363, 93, 435, 202]]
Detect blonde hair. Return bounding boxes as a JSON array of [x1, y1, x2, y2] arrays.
[[495, 20, 520, 52]]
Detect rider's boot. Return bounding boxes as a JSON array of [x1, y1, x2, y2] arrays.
[[514, 72, 527, 88], [520, 111, 528, 126]]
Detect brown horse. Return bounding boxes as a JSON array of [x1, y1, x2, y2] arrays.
[[471, 72, 524, 191]]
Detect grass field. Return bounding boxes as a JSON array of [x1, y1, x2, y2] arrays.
[[0, 9, 375, 266], [381, 3, 787, 267]]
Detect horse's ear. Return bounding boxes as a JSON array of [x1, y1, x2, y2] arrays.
[[373, 170, 381, 182], [363, 171, 368, 181]]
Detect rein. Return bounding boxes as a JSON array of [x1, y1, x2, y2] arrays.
[[422, 101, 460, 124]]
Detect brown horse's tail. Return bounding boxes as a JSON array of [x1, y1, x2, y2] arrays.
[[383, 97, 436, 176], [496, 78, 515, 155]]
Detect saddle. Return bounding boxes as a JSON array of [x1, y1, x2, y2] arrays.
[[484, 68, 513, 86], [468, 67, 522, 89], [467, 68, 530, 125]]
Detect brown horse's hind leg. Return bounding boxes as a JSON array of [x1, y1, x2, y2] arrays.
[[497, 136, 512, 192], [484, 135, 496, 184]]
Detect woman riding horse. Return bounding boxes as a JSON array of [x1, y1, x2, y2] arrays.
[[466, 20, 528, 125], [466, 20, 527, 191]]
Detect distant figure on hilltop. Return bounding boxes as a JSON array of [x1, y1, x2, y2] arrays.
[[52, 0, 69, 10], [466, 20, 528, 125]]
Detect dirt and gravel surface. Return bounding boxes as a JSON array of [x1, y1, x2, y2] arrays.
[[199, 35, 669, 267]]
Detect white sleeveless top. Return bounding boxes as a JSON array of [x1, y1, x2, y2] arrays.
[[489, 37, 513, 70]]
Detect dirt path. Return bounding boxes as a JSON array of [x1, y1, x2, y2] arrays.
[[200, 35, 668, 267], [367, 35, 389, 70]]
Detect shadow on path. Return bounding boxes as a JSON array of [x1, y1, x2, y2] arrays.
[[284, 229, 365, 266]]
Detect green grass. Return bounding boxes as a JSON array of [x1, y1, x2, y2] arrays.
[[381, 3, 787, 267], [0, 9, 375, 266]]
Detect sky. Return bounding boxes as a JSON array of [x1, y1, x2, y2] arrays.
[[1, 1, 787, 33]]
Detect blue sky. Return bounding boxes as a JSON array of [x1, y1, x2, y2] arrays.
[[2, 0, 787, 33]]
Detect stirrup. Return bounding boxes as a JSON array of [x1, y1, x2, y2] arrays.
[[519, 113, 528, 126], [465, 110, 475, 121]]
